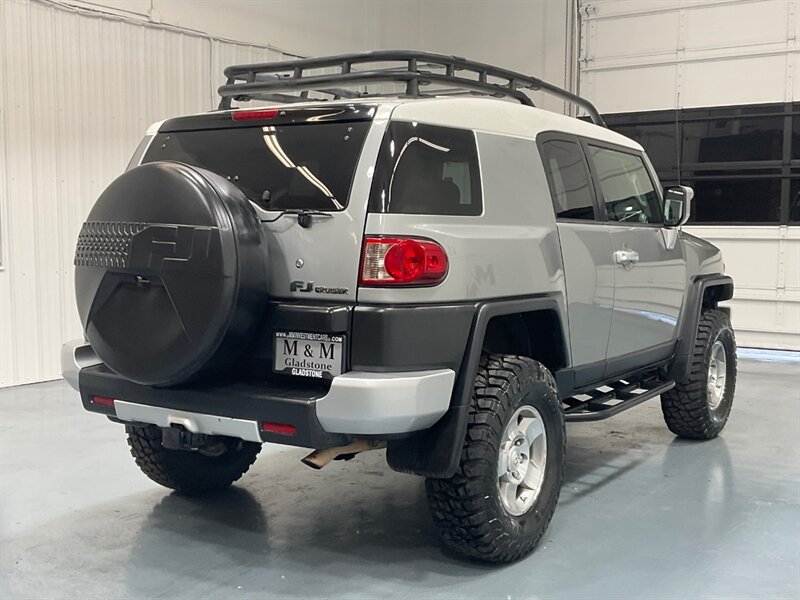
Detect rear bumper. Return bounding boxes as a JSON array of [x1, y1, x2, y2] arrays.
[[61, 340, 454, 448]]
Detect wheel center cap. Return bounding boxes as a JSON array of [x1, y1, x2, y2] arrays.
[[506, 438, 529, 482]]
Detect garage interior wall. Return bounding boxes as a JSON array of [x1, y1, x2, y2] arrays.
[[579, 0, 800, 350], [0, 0, 572, 387]]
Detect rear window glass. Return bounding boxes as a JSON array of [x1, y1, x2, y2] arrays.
[[368, 122, 482, 215], [141, 122, 370, 211]]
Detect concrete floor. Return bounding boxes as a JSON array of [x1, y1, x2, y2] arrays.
[[1, 353, 799, 600]]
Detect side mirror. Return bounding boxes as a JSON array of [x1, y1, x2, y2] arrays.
[[664, 185, 693, 227]]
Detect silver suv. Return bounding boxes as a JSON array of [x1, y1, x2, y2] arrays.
[[62, 51, 736, 563]]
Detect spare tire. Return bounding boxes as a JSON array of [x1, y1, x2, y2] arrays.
[[74, 161, 268, 386]]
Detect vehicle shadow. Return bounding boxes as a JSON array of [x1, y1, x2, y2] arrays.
[[122, 415, 736, 597], [123, 449, 492, 597]]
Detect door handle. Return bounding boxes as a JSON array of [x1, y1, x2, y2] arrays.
[[613, 250, 640, 268]]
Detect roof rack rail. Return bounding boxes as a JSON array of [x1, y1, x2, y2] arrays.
[[218, 50, 606, 127]]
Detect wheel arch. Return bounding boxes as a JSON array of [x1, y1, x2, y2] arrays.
[[668, 274, 734, 382], [386, 295, 568, 478]]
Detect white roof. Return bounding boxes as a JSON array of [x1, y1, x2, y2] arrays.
[[389, 97, 641, 149]]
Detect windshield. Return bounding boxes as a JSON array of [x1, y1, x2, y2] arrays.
[[141, 121, 370, 211]]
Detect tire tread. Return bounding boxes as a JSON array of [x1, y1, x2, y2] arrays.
[[426, 354, 565, 563]]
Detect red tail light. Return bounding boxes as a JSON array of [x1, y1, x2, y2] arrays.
[[90, 395, 115, 407], [360, 237, 448, 286], [231, 108, 279, 121], [261, 422, 297, 436]]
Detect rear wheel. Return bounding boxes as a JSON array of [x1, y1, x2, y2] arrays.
[[661, 309, 737, 439], [425, 354, 565, 563], [126, 424, 261, 495]]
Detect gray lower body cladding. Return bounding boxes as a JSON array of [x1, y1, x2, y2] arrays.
[[67, 296, 569, 477], [68, 301, 477, 457]]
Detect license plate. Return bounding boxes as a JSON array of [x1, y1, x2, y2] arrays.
[[273, 331, 344, 379]]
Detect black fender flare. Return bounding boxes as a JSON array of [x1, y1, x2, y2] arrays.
[[386, 295, 567, 478], [668, 274, 734, 382]]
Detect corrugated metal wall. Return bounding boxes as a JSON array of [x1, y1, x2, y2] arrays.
[[0, 0, 297, 386], [578, 0, 800, 351]]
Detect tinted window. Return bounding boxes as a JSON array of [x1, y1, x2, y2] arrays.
[[682, 117, 784, 163], [613, 122, 678, 175], [789, 179, 800, 222], [587, 146, 662, 224], [539, 139, 596, 220], [142, 122, 369, 211], [793, 112, 800, 160], [368, 122, 481, 215], [690, 178, 782, 223], [602, 103, 798, 224]]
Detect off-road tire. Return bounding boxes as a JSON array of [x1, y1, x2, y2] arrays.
[[126, 424, 261, 495], [661, 309, 737, 439], [425, 354, 565, 563]]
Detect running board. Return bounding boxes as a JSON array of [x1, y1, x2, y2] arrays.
[[562, 380, 675, 422]]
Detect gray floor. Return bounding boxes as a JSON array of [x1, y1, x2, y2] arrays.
[[1, 354, 799, 600]]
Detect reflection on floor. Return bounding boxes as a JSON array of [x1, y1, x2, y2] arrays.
[[1, 355, 798, 599]]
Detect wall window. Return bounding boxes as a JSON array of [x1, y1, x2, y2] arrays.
[[603, 102, 800, 225], [790, 178, 800, 222], [540, 139, 596, 220], [586, 146, 662, 224]]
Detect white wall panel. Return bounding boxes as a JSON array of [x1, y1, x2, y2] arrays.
[[589, 12, 680, 59], [0, 0, 313, 387], [417, 0, 570, 113], [586, 64, 678, 112], [580, 0, 799, 111], [683, 0, 789, 50], [681, 54, 789, 107], [685, 226, 800, 350]]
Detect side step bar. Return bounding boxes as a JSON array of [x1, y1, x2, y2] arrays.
[[562, 380, 675, 422]]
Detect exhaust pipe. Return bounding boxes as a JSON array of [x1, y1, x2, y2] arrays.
[[302, 439, 386, 470]]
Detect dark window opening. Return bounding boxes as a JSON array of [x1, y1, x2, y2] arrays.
[[793, 108, 800, 160], [142, 121, 370, 211], [368, 122, 482, 216], [613, 122, 679, 174], [603, 102, 799, 225], [540, 139, 596, 220], [689, 179, 782, 223], [790, 178, 800, 222], [682, 117, 784, 164]]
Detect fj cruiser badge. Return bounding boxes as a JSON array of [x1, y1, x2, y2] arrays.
[[290, 280, 349, 295]]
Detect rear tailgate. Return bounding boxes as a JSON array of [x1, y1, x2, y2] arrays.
[[140, 104, 388, 304]]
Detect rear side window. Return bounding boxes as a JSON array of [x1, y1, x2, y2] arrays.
[[369, 122, 482, 216], [540, 139, 596, 220], [586, 146, 663, 224], [141, 122, 370, 211]]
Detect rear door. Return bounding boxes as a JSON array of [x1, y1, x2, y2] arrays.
[[539, 134, 614, 386], [141, 106, 386, 304], [583, 142, 686, 376]]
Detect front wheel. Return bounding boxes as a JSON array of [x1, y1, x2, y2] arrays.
[[661, 309, 737, 439], [425, 355, 565, 563]]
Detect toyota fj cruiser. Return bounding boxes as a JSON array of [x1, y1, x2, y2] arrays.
[[62, 51, 736, 563]]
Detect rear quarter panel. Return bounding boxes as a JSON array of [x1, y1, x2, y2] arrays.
[[359, 131, 566, 308]]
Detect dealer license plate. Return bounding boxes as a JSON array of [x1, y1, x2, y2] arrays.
[[273, 331, 344, 379]]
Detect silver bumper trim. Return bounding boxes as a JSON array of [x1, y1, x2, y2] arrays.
[[114, 401, 263, 443], [316, 369, 455, 434], [61, 339, 101, 391]]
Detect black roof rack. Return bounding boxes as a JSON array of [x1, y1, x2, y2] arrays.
[[218, 50, 606, 127]]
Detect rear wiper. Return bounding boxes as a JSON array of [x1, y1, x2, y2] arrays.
[[260, 208, 334, 229]]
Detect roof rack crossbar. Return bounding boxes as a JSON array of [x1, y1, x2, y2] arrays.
[[218, 50, 605, 127]]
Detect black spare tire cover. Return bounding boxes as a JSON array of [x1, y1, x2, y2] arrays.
[[74, 161, 268, 386]]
